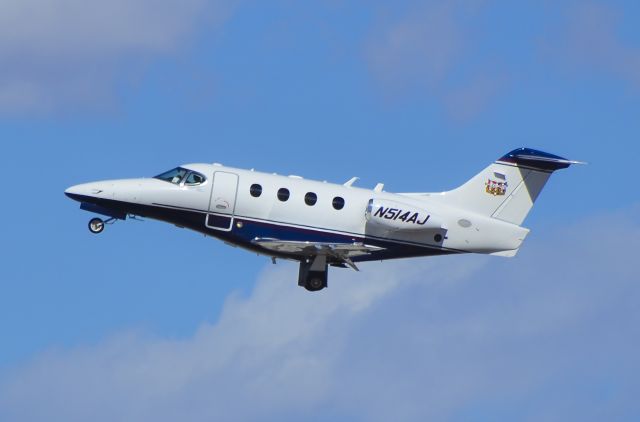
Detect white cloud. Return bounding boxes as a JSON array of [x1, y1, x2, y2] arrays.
[[0, 0, 233, 115], [1, 206, 639, 421]]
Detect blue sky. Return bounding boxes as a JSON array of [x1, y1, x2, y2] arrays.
[[1, 1, 639, 420]]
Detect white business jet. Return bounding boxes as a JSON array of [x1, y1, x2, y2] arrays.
[[65, 148, 580, 291]]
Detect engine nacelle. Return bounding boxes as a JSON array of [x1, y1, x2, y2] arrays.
[[365, 199, 443, 231]]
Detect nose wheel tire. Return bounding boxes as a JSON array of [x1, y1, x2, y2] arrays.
[[88, 218, 105, 234]]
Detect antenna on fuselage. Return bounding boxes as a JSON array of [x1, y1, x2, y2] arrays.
[[374, 183, 384, 192], [344, 177, 359, 187]]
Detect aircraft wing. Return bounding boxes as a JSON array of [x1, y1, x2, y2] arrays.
[[251, 237, 384, 270]]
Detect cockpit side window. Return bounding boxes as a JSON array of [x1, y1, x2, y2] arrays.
[[154, 167, 188, 184], [185, 172, 206, 186]]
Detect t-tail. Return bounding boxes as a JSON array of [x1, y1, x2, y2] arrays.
[[442, 148, 584, 226]]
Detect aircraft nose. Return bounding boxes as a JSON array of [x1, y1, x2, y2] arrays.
[[64, 183, 108, 202], [65, 184, 83, 201]]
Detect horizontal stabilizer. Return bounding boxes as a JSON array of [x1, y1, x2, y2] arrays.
[[497, 148, 585, 172]]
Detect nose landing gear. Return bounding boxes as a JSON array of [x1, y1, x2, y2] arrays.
[[88, 217, 116, 234], [88, 218, 104, 234]]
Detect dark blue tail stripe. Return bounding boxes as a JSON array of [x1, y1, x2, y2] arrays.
[[498, 147, 573, 171]]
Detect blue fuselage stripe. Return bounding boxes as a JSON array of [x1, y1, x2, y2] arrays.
[[151, 202, 460, 252], [69, 195, 460, 262]]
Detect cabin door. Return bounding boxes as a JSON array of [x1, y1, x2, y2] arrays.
[[206, 171, 239, 231]]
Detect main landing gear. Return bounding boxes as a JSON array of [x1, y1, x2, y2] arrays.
[[298, 255, 328, 292], [87, 217, 116, 234]]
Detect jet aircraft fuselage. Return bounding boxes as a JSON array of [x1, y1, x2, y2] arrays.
[[65, 148, 581, 291]]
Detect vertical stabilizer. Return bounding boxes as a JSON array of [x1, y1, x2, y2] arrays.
[[441, 148, 581, 225]]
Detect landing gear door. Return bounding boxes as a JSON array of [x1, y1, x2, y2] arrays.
[[206, 171, 239, 231]]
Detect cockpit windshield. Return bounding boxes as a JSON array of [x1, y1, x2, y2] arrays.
[[154, 167, 188, 184], [185, 172, 205, 185]]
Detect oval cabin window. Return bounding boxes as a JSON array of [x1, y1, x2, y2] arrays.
[[277, 188, 290, 202], [304, 192, 317, 206], [250, 184, 262, 197]]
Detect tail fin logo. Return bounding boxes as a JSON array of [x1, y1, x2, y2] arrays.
[[485, 178, 508, 196]]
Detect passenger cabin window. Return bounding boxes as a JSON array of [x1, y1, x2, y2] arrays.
[[332, 196, 345, 210], [305, 192, 317, 206], [185, 172, 205, 186], [250, 184, 262, 197], [154, 167, 188, 185], [277, 188, 290, 202]]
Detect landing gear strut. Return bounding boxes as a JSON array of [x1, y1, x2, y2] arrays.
[[298, 255, 328, 292], [88, 217, 116, 234]]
